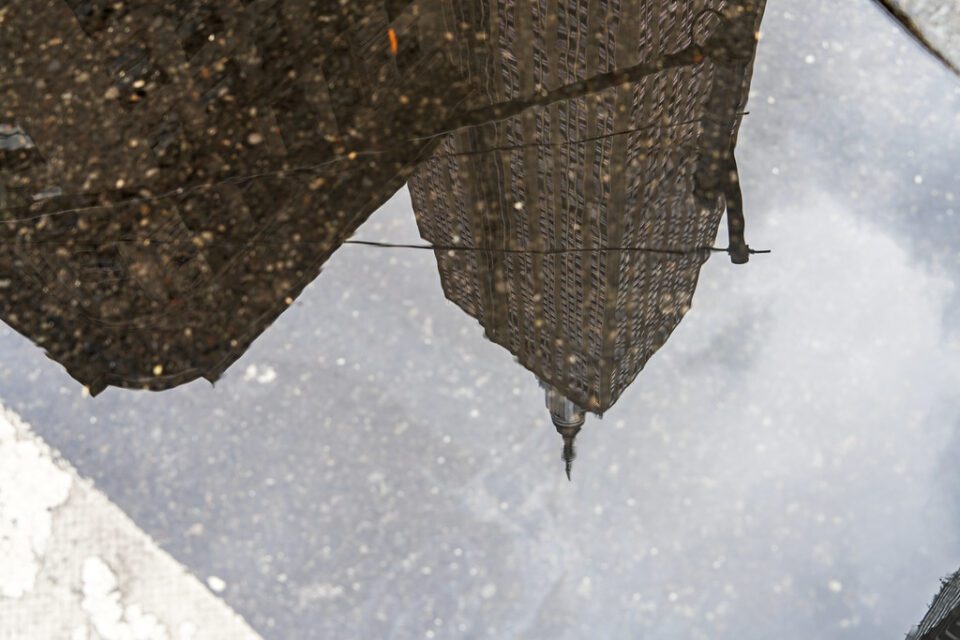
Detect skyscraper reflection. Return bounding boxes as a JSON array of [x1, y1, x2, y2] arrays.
[[410, 0, 766, 475], [0, 0, 483, 393]]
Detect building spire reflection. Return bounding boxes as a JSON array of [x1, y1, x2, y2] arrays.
[[542, 380, 586, 480]]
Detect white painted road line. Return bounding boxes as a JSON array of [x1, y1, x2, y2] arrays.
[[0, 403, 263, 640]]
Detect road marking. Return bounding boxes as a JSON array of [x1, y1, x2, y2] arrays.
[[0, 403, 262, 640]]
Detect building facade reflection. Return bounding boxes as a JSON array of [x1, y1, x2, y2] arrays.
[[409, 0, 766, 475], [1, 0, 487, 197], [0, 0, 488, 393], [0, 0, 507, 350], [909, 570, 960, 640]]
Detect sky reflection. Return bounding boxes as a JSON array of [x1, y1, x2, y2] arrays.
[[1, 0, 959, 638]]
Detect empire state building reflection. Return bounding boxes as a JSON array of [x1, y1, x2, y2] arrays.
[[409, 0, 766, 478], [0, 0, 766, 478]]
